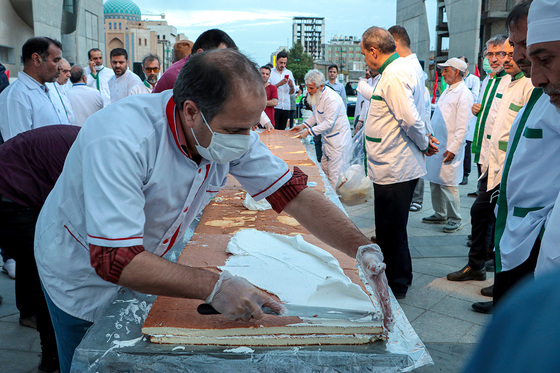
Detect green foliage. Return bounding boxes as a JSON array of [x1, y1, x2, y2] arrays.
[[286, 43, 314, 84]]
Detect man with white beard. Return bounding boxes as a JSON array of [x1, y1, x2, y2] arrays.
[[291, 69, 351, 187]]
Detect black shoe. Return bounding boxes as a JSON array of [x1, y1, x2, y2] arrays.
[[459, 176, 468, 185], [485, 259, 495, 272], [467, 191, 479, 197], [472, 301, 493, 314], [466, 240, 472, 247], [481, 285, 494, 297], [447, 265, 486, 281], [393, 292, 406, 300], [38, 355, 59, 373], [468, 234, 472, 240], [19, 315, 37, 330], [370, 236, 377, 243]]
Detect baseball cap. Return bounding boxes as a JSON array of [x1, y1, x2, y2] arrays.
[[437, 57, 468, 72]]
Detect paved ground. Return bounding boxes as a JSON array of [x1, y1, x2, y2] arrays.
[[0, 157, 492, 372]]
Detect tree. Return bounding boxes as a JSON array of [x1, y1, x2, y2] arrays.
[[286, 43, 314, 84]]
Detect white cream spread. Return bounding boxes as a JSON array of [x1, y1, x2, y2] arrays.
[[221, 229, 379, 315]]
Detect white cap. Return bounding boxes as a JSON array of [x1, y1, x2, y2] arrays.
[[527, 0, 560, 46], [437, 57, 467, 72]]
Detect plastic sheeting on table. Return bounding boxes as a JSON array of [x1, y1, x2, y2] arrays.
[[71, 142, 432, 372]]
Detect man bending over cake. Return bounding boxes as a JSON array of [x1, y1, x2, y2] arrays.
[[35, 49, 385, 373]]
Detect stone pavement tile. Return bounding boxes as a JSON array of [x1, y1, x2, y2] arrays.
[[412, 258, 470, 278], [411, 310, 474, 343], [430, 296, 491, 326], [399, 274, 447, 310], [397, 302, 426, 323], [411, 235, 471, 247], [412, 342, 476, 372], [423, 278, 491, 303], [0, 319, 41, 351], [0, 349, 41, 373], [459, 324, 487, 344], [413, 244, 470, 258], [410, 246, 424, 258]]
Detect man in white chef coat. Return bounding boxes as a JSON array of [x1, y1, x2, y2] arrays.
[[360, 26, 438, 299], [35, 49, 383, 373], [0, 37, 68, 141], [107, 47, 142, 104], [447, 35, 534, 304], [492, 0, 560, 305], [423, 58, 472, 233], [85, 48, 113, 107], [292, 69, 352, 187], [67, 65, 104, 127]]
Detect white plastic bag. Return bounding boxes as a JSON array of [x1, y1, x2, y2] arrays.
[[336, 127, 373, 205]]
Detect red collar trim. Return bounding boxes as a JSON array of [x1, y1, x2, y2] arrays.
[[166, 96, 191, 159]]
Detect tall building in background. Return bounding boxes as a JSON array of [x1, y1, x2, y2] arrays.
[[323, 36, 365, 74], [397, 0, 525, 77], [292, 17, 325, 61], [0, 0, 105, 77]]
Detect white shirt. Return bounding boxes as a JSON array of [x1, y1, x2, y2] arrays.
[[357, 75, 380, 122], [67, 83, 104, 127], [108, 69, 143, 104], [35, 91, 293, 322], [486, 74, 534, 190], [130, 81, 153, 95], [47, 81, 75, 125], [463, 72, 481, 103], [466, 75, 490, 142], [425, 80, 472, 186], [364, 54, 429, 185], [495, 90, 560, 272], [0, 72, 69, 141], [324, 80, 347, 107], [303, 86, 352, 152], [536, 191, 560, 278], [85, 65, 114, 107], [269, 67, 295, 110]]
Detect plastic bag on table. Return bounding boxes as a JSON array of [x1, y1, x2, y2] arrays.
[[336, 127, 373, 205]]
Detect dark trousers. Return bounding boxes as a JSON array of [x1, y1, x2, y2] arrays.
[[313, 135, 323, 162], [288, 110, 295, 129], [0, 200, 58, 359], [494, 237, 541, 306], [373, 179, 418, 296], [274, 109, 290, 131], [468, 176, 499, 270], [463, 141, 472, 177]]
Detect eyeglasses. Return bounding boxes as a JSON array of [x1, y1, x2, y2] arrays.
[[144, 67, 160, 73], [504, 52, 514, 58], [487, 52, 506, 58]]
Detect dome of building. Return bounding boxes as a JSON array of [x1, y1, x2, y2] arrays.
[[104, 0, 141, 21]]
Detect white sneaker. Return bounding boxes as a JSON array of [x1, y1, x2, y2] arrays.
[[2, 259, 15, 279]]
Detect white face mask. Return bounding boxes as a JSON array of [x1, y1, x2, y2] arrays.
[[190, 111, 251, 164]]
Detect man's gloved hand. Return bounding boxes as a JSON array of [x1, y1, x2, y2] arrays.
[[206, 270, 286, 321], [356, 244, 394, 334]]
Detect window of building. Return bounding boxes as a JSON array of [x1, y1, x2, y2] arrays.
[[144, 38, 147, 46], [119, 23, 122, 29], [114, 22, 116, 29], [139, 38, 141, 45], [109, 23, 112, 29], [163, 35, 166, 40]]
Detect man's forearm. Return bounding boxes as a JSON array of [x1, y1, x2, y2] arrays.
[[283, 188, 371, 257], [267, 99, 278, 107], [118, 251, 218, 300]]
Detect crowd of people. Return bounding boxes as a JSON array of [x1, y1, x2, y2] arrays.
[[0, 0, 559, 371]]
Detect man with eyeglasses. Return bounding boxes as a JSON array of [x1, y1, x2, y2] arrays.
[[446, 35, 509, 283], [131, 54, 161, 95], [47, 58, 75, 125]]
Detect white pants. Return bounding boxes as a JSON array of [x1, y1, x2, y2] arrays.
[[321, 146, 347, 188], [429, 182, 461, 223]]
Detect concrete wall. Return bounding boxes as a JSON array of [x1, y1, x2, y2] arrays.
[[0, 0, 34, 77], [396, 0, 431, 74], [445, 0, 482, 75]]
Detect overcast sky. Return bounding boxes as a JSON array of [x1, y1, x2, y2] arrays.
[[130, 0, 438, 66]]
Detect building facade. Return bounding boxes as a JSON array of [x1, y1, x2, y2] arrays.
[[0, 0, 105, 78], [292, 17, 325, 61]]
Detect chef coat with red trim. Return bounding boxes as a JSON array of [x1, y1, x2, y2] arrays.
[[34, 90, 292, 322]]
